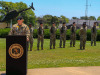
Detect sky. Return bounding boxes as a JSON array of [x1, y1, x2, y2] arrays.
[[1, 0, 100, 19]]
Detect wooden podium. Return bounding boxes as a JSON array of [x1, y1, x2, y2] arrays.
[[6, 35, 27, 75]]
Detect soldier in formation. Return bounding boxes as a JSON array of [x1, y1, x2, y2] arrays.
[[37, 23, 44, 50], [70, 22, 76, 47], [9, 16, 30, 41], [50, 22, 56, 49], [59, 22, 67, 48], [91, 22, 97, 46], [79, 22, 87, 50], [28, 23, 34, 51]]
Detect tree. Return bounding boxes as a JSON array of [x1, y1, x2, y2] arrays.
[[80, 16, 88, 20], [60, 15, 69, 23], [0, 1, 36, 26], [43, 15, 52, 26], [89, 16, 96, 20], [72, 17, 78, 19], [97, 16, 100, 20], [51, 16, 59, 26]]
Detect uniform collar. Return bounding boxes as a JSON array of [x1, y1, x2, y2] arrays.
[[17, 23, 25, 27]]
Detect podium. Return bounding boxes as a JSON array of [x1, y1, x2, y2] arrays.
[[6, 35, 27, 75]]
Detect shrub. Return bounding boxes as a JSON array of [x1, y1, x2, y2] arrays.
[[0, 28, 10, 38], [0, 28, 100, 41]]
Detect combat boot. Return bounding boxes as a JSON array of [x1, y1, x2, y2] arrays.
[[63, 45, 65, 48], [37, 48, 39, 50], [50, 46, 52, 49], [73, 45, 75, 47], [41, 48, 43, 50], [83, 47, 85, 50], [53, 46, 55, 49], [80, 46, 82, 50]]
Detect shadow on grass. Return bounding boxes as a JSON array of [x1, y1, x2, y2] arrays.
[[77, 49, 85, 50]]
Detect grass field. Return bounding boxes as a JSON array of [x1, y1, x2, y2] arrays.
[[0, 38, 100, 71]]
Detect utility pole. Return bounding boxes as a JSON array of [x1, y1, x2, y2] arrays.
[[85, 0, 91, 26], [85, 0, 88, 18]]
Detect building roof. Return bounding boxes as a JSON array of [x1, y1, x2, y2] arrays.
[[67, 19, 99, 27]]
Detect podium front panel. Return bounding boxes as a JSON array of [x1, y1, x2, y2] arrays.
[[6, 35, 27, 75]]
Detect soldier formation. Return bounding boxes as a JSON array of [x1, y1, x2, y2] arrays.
[[9, 16, 98, 51]]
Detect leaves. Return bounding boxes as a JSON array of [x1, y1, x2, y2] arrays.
[[0, 1, 36, 25]]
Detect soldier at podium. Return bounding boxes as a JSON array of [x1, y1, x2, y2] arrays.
[[9, 16, 30, 41]]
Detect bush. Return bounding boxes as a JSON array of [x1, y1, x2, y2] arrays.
[[0, 28, 100, 41], [33, 29, 37, 38], [0, 28, 10, 38]]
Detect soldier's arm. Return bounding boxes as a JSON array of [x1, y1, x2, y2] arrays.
[[37, 27, 39, 35], [43, 28, 44, 34], [75, 26, 77, 32], [66, 26, 67, 30], [60, 27, 61, 34], [50, 27, 51, 33], [32, 27, 34, 34], [91, 27, 93, 33], [26, 26, 30, 39], [79, 29, 81, 36], [86, 26, 87, 31], [9, 27, 14, 35], [55, 27, 57, 31]]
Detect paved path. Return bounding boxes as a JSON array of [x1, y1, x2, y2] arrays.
[[0, 66, 100, 75]]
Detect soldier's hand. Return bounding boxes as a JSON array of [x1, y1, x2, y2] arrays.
[[27, 38, 29, 41]]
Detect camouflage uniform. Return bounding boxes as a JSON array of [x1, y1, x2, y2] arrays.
[[60, 26, 67, 48], [28, 26, 34, 51], [37, 26, 44, 50], [9, 23, 30, 38], [91, 26, 97, 46], [79, 26, 87, 50], [50, 26, 56, 49], [70, 26, 76, 47]]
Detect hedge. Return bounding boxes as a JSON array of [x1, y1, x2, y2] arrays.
[[0, 28, 10, 38], [0, 28, 100, 41]]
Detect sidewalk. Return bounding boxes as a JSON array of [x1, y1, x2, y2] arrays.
[[0, 66, 100, 75]]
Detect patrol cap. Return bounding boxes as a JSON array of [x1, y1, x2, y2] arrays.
[[17, 16, 23, 20], [94, 22, 97, 24], [73, 22, 75, 24], [83, 22, 86, 25], [63, 22, 66, 24], [40, 22, 43, 25], [52, 22, 55, 24]]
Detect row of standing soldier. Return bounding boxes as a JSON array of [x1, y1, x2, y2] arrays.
[[36, 22, 97, 50], [9, 16, 97, 51]]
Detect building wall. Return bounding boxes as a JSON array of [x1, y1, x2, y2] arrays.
[[0, 22, 10, 28], [67, 19, 100, 28]]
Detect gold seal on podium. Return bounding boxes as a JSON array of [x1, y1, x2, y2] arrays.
[[8, 44, 24, 59]]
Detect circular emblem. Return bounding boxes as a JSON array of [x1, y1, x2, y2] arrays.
[[8, 44, 24, 59]]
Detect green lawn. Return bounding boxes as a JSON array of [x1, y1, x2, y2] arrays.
[[0, 38, 100, 71]]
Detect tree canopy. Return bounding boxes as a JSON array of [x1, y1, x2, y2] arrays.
[[0, 1, 36, 26]]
